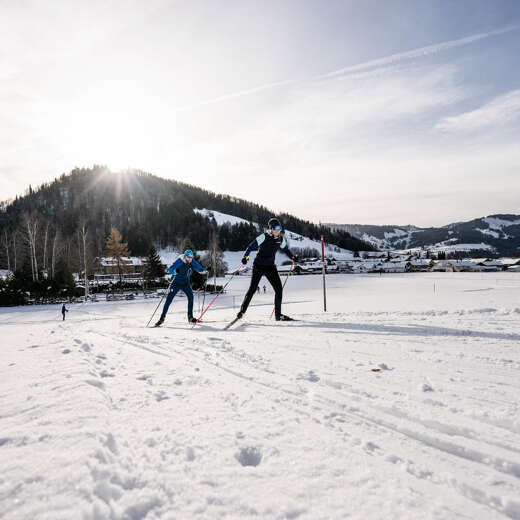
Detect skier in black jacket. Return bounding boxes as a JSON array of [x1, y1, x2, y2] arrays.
[[237, 218, 298, 321]]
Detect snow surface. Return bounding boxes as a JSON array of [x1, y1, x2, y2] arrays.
[[483, 217, 520, 231], [193, 209, 254, 228], [431, 242, 496, 253], [477, 228, 501, 239], [0, 269, 12, 280], [2, 273, 520, 519], [160, 208, 355, 268]]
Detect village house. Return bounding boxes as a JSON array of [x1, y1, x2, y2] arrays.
[[408, 258, 434, 272], [93, 256, 146, 281], [472, 258, 504, 272], [445, 260, 480, 272]]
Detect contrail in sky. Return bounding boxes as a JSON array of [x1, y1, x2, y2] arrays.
[[318, 24, 519, 79], [173, 24, 519, 112]]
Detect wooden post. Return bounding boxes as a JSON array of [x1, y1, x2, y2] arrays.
[[321, 235, 327, 312]]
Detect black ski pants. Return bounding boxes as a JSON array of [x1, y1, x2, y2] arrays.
[[240, 264, 283, 318]]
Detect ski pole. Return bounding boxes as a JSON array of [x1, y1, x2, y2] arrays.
[[270, 260, 295, 320], [192, 264, 244, 329], [145, 279, 173, 327], [201, 273, 208, 314]]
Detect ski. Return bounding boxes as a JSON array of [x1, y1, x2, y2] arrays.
[[223, 316, 242, 330]]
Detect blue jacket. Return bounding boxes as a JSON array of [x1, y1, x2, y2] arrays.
[[168, 256, 206, 285]]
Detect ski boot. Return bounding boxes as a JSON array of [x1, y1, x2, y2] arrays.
[[276, 314, 294, 322], [188, 316, 198, 324], [154, 316, 165, 327]]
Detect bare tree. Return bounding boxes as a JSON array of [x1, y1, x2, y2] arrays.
[[2, 229, 10, 272], [76, 229, 83, 282], [210, 230, 217, 290], [13, 229, 19, 272], [42, 221, 50, 273], [200, 232, 227, 289], [51, 228, 63, 279], [78, 220, 91, 299], [23, 213, 39, 281]]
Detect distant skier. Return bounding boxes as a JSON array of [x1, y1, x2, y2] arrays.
[[61, 304, 68, 321], [263, 285, 266, 294], [236, 218, 298, 321], [256, 286, 260, 294], [154, 250, 207, 326]]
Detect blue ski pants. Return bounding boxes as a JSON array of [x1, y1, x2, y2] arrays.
[[161, 282, 194, 318]]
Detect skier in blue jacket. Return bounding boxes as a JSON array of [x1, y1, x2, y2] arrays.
[[154, 249, 207, 326], [237, 218, 298, 321]]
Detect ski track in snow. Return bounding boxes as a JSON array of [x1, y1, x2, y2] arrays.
[[1, 273, 520, 519]]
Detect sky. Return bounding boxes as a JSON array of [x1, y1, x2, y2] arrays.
[[1, 0, 520, 226]]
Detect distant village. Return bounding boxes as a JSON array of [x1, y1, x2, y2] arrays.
[[293, 252, 520, 274], [2, 252, 519, 290], [80, 252, 520, 284]]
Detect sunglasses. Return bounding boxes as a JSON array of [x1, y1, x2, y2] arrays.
[[272, 226, 282, 231]]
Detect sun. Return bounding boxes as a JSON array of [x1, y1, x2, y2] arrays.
[[51, 81, 176, 175]]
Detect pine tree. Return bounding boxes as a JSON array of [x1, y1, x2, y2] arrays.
[[105, 228, 131, 283], [143, 246, 165, 287]]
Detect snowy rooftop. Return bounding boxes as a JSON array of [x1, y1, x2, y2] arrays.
[[0, 269, 13, 280], [98, 256, 146, 266]]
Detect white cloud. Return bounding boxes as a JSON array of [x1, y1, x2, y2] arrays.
[[435, 89, 520, 132], [1, 3, 519, 227]]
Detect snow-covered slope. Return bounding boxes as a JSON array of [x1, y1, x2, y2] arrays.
[[191, 209, 355, 264], [193, 208, 255, 228], [2, 273, 520, 518]]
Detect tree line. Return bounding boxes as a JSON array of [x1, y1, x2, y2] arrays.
[[0, 166, 374, 305], [0, 166, 373, 255]]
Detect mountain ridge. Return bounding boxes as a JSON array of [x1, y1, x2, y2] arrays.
[[0, 167, 374, 273], [326, 215, 520, 257]]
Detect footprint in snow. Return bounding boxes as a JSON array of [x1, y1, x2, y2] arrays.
[[364, 441, 380, 453], [186, 447, 195, 461], [235, 446, 262, 467], [86, 379, 105, 390], [297, 370, 320, 382], [85, 379, 105, 390], [155, 391, 169, 402]]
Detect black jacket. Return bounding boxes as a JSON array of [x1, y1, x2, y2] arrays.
[[244, 232, 293, 267]]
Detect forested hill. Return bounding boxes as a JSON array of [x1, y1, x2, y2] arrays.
[[0, 166, 373, 260]]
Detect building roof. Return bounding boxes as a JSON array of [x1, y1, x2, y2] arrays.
[[97, 256, 146, 266]]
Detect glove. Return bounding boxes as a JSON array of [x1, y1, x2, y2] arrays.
[[241, 255, 249, 265], [292, 254, 299, 262]]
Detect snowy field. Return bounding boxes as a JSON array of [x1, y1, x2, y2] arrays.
[[2, 273, 520, 519]]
